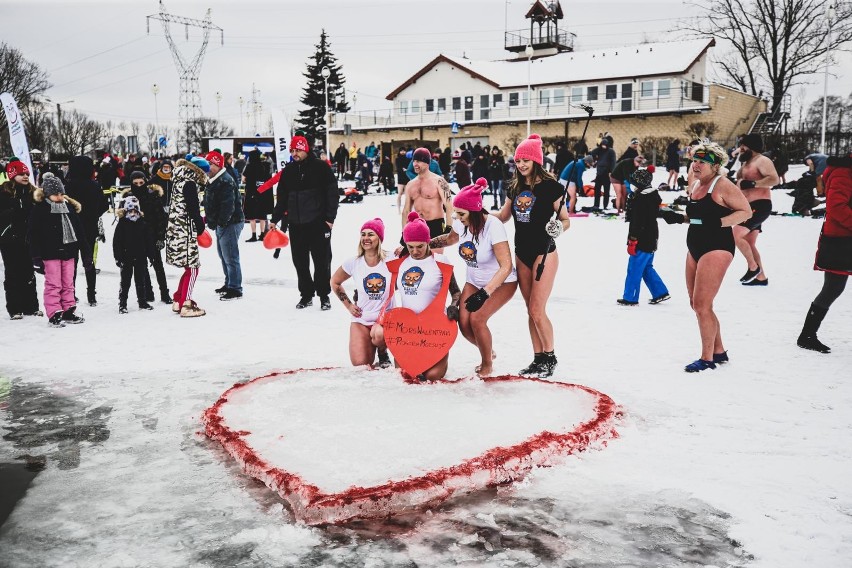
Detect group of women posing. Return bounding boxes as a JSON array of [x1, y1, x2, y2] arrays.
[[331, 134, 570, 379]]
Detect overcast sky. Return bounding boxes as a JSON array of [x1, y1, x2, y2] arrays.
[[3, 0, 850, 136]]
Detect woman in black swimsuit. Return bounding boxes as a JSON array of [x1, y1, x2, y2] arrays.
[[661, 142, 752, 373], [494, 134, 570, 377]]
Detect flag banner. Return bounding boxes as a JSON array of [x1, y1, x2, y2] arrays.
[[1, 92, 34, 179], [270, 109, 291, 171]]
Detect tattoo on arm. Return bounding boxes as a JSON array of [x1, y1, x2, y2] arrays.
[[449, 273, 461, 299], [429, 234, 449, 249], [438, 178, 452, 201], [335, 288, 351, 304]]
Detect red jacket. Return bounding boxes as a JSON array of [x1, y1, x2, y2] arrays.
[[821, 157, 852, 238]]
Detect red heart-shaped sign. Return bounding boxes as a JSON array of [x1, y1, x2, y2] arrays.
[[202, 368, 620, 525], [382, 307, 458, 376]]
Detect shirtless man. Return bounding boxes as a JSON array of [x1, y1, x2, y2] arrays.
[[734, 133, 779, 286], [401, 147, 452, 253]]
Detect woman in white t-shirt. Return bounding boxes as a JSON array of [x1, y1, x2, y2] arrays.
[[374, 212, 461, 381], [330, 218, 392, 367], [431, 178, 517, 376]]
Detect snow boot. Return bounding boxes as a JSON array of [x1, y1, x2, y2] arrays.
[[519, 353, 545, 376], [538, 351, 558, 378], [62, 306, 85, 324], [119, 305, 128, 314], [180, 300, 206, 318], [376, 350, 391, 369], [10, 313, 23, 320], [160, 290, 172, 305], [797, 303, 830, 353], [296, 297, 313, 309], [87, 288, 97, 307], [139, 302, 154, 311], [48, 311, 65, 328]]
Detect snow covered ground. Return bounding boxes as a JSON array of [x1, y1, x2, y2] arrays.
[[1, 165, 850, 567]]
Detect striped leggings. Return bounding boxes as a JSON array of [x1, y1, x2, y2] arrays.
[[174, 267, 199, 306]]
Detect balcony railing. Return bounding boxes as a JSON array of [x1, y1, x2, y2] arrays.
[[504, 29, 574, 52], [330, 84, 709, 132]]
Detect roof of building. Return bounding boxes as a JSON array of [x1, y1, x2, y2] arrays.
[[386, 38, 715, 100]]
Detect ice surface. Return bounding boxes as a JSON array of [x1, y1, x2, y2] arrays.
[[1, 164, 851, 566], [213, 368, 601, 494]]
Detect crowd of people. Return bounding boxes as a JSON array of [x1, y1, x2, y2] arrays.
[[1, 131, 849, 376]]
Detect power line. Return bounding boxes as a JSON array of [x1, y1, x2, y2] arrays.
[[47, 35, 150, 73], [51, 49, 170, 89]]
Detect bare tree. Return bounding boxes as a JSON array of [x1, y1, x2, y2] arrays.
[[804, 95, 849, 130], [58, 109, 104, 156], [684, 121, 719, 140], [684, 0, 852, 112], [20, 102, 55, 156], [0, 43, 51, 155], [186, 117, 235, 153]]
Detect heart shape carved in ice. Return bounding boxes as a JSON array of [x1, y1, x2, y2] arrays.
[[202, 368, 619, 525], [381, 307, 458, 375]]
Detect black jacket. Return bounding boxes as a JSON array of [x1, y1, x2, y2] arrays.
[[27, 191, 89, 261], [271, 154, 338, 227], [113, 215, 156, 263], [65, 156, 108, 243], [488, 154, 506, 182], [627, 189, 662, 253], [0, 181, 36, 244], [205, 170, 244, 229], [124, 184, 168, 243]]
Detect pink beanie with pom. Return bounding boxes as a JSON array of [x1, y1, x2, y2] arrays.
[[402, 211, 431, 243], [453, 177, 488, 211], [514, 133, 543, 165], [360, 217, 385, 242]]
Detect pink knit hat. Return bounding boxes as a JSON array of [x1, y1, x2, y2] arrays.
[[402, 211, 430, 243], [360, 217, 385, 242], [453, 177, 488, 211], [514, 133, 543, 165]]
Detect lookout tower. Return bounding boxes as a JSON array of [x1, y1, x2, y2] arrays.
[[504, 1, 574, 58]]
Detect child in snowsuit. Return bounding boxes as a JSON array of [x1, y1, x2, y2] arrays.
[[27, 172, 90, 327], [113, 195, 156, 313], [618, 168, 670, 306]]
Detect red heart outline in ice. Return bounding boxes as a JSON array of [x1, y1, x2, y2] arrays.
[[202, 368, 620, 525]]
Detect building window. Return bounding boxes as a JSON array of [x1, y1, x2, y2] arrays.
[[509, 92, 519, 106], [521, 91, 529, 106], [621, 83, 632, 99], [437, 98, 446, 111], [465, 110, 473, 121], [425, 99, 434, 113], [410, 99, 420, 113], [572, 87, 583, 102], [658, 80, 671, 97], [399, 100, 408, 114], [605, 84, 617, 100], [493, 93, 504, 108], [452, 97, 461, 110], [691, 82, 704, 102], [553, 88, 565, 104], [621, 99, 632, 112], [480, 94, 490, 109], [587, 86, 598, 101], [640, 81, 654, 97], [480, 109, 490, 120], [539, 89, 550, 105]]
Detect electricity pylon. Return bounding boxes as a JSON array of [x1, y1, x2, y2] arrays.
[[147, 1, 223, 153]]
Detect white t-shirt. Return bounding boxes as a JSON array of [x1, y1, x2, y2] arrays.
[[340, 255, 391, 326], [452, 216, 517, 289], [393, 253, 449, 314]]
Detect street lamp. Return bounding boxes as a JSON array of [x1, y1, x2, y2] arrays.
[[525, 44, 534, 136], [238, 96, 244, 137], [215, 91, 222, 122], [321, 66, 331, 156], [820, 0, 836, 154], [46, 98, 75, 156], [151, 84, 160, 156]]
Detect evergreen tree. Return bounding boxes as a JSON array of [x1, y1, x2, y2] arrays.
[[296, 30, 349, 151]]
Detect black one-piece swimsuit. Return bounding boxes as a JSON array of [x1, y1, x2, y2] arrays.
[[685, 176, 735, 261]]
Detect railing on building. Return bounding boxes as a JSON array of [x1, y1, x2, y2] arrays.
[[504, 29, 575, 52], [330, 82, 709, 131]]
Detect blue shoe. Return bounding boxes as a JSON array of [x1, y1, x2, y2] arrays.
[[684, 359, 716, 373], [712, 351, 729, 364]]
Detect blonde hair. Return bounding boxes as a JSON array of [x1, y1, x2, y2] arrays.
[[357, 240, 387, 260], [691, 141, 729, 177]]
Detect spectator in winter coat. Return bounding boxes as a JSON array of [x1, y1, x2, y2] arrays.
[[553, 142, 574, 180], [166, 157, 208, 317], [394, 148, 409, 202], [270, 135, 339, 310], [98, 156, 119, 209], [123, 171, 170, 304], [113, 195, 156, 313], [619, 138, 641, 162], [64, 155, 107, 306], [805, 152, 829, 196], [471, 148, 489, 183], [378, 156, 394, 194], [349, 143, 358, 175], [334, 143, 349, 180], [151, 158, 174, 206], [618, 168, 669, 306], [205, 150, 244, 300], [454, 155, 471, 189], [0, 159, 41, 319], [122, 154, 147, 184], [591, 139, 616, 210], [28, 173, 90, 327], [242, 150, 273, 242], [439, 147, 452, 182], [797, 154, 852, 354], [487, 146, 506, 210]]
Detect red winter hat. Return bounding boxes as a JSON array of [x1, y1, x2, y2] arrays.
[[514, 134, 543, 166], [402, 211, 430, 244], [6, 159, 29, 179], [360, 217, 385, 242], [205, 150, 224, 169], [453, 177, 488, 212], [291, 135, 310, 153], [646, 164, 656, 174], [412, 147, 431, 164]]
